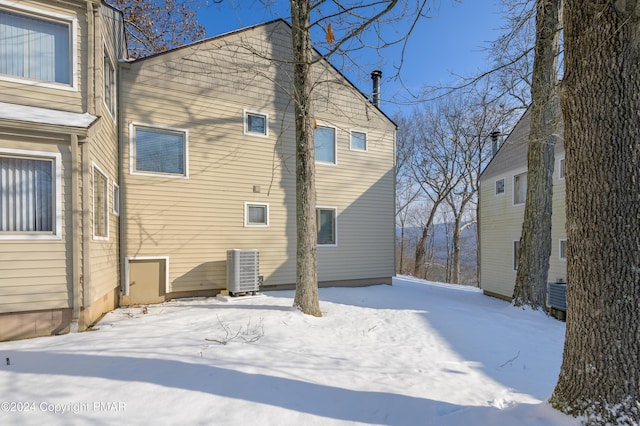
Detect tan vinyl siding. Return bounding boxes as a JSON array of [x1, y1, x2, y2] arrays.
[[0, 0, 87, 113], [0, 135, 72, 314], [120, 21, 395, 294]]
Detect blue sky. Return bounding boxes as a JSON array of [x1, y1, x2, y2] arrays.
[[195, 1, 505, 114]]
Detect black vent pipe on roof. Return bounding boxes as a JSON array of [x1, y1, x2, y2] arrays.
[[371, 70, 382, 108]]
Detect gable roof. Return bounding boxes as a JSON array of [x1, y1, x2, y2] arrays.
[[480, 108, 565, 180], [127, 19, 396, 128]]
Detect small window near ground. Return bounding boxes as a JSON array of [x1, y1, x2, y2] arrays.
[[245, 202, 269, 227], [132, 124, 188, 177], [0, 153, 58, 237], [559, 158, 565, 179], [113, 183, 120, 216], [315, 126, 336, 164], [93, 164, 109, 239], [513, 240, 521, 271], [317, 207, 337, 245], [559, 239, 567, 260], [514, 172, 527, 205], [350, 131, 367, 151], [495, 178, 505, 195], [244, 111, 268, 136]]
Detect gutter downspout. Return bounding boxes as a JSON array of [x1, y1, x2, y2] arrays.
[[86, 1, 95, 115], [70, 134, 81, 331]]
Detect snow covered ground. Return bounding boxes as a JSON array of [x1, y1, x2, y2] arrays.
[[0, 276, 581, 425]]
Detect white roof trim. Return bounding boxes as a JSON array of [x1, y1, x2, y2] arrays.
[[0, 102, 97, 129]]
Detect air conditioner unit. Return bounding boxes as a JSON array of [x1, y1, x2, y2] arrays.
[[226, 249, 260, 296], [547, 281, 567, 311]]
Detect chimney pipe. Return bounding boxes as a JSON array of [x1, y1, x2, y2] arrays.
[[371, 70, 382, 108], [490, 131, 501, 157]]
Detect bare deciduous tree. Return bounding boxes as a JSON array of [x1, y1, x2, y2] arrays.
[[512, 0, 562, 308], [106, 0, 207, 58]]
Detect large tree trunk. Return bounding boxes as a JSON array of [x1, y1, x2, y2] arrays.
[[512, 0, 562, 308], [549, 1, 640, 423], [290, 0, 321, 316]]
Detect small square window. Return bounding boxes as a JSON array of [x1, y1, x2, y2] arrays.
[[350, 131, 367, 151], [244, 111, 268, 136], [317, 207, 337, 245], [495, 178, 505, 195], [560, 239, 567, 260], [245, 202, 269, 227], [113, 183, 120, 216]]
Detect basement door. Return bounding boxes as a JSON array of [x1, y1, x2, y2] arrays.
[[128, 259, 167, 305]]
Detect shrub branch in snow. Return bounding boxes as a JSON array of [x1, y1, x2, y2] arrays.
[[205, 315, 264, 345]]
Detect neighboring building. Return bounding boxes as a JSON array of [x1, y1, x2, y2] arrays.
[[0, 2, 396, 340], [479, 110, 566, 300]]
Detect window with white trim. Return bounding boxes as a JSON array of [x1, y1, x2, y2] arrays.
[[93, 164, 109, 239], [495, 178, 505, 195], [0, 151, 60, 238], [0, 7, 73, 86], [350, 131, 367, 151], [559, 158, 565, 179], [244, 110, 268, 136], [112, 182, 120, 216], [131, 124, 188, 177], [244, 202, 269, 227], [315, 126, 336, 164], [103, 47, 115, 117], [317, 207, 336, 245], [559, 239, 567, 261], [514, 172, 527, 205]]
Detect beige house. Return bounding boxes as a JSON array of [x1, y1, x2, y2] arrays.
[[0, 2, 396, 341], [479, 110, 566, 300]]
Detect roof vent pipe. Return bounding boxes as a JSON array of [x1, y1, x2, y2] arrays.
[[371, 70, 382, 108], [490, 131, 501, 157]]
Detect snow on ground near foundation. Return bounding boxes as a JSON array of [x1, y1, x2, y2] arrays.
[[0, 276, 580, 425]]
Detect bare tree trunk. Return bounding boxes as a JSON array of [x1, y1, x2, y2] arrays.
[[290, 0, 321, 316], [512, 0, 562, 308], [413, 226, 428, 277], [549, 1, 640, 423]]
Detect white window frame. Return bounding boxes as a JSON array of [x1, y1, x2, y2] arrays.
[[103, 42, 116, 120], [0, 148, 62, 240], [314, 124, 338, 165], [243, 110, 269, 137], [0, 1, 78, 91], [495, 178, 505, 195], [558, 157, 565, 180], [316, 206, 337, 247], [92, 162, 109, 240], [244, 202, 269, 227], [513, 240, 520, 271], [559, 239, 567, 261], [350, 130, 368, 152], [513, 171, 527, 205], [129, 122, 189, 179], [112, 182, 120, 216]]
